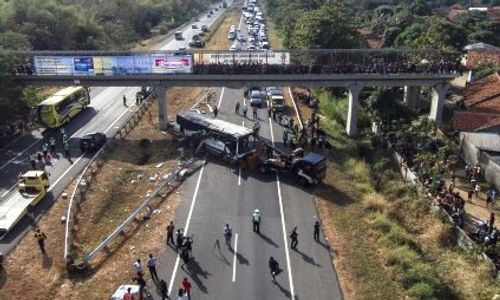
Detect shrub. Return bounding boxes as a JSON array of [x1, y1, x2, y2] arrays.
[[362, 192, 388, 213], [384, 225, 415, 248], [386, 246, 420, 270], [407, 282, 436, 299], [369, 212, 393, 234], [345, 158, 372, 192], [395, 261, 440, 290]]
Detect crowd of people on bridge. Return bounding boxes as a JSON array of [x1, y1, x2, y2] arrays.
[[193, 59, 463, 76]]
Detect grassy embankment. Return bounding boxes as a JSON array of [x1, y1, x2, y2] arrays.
[[313, 88, 499, 299]]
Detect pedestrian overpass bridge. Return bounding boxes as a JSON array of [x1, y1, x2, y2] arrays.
[[5, 49, 460, 136]]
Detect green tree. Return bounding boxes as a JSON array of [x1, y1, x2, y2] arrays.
[[289, 3, 360, 49]]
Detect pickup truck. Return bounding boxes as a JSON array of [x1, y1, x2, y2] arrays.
[[0, 171, 50, 239]]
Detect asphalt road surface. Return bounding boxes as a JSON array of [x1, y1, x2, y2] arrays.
[[0, 3, 226, 255], [153, 87, 343, 299]]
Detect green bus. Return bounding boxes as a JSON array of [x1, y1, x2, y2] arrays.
[[37, 86, 90, 128]]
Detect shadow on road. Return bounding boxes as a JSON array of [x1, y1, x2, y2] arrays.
[[42, 254, 53, 269], [183, 258, 211, 294], [257, 232, 279, 248], [293, 248, 321, 267], [229, 247, 250, 265], [275, 281, 292, 298]]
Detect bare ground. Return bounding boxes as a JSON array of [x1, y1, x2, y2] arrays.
[[205, 10, 241, 51]]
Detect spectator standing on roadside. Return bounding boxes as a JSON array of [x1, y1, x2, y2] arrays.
[[488, 213, 496, 233], [122, 287, 134, 300], [243, 104, 248, 118], [123, 95, 128, 107], [468, 189, 473, 202], [235, 101, 240, 114], [63, 141, 70, 159], [253, 106, 258, 119], [475, 183, 481, 197], [283, 130, 288, 146], [132, 272, 147, 300], [34, 227, 47, 255], [182, 277, 192, 300], [133, 259, 143, 276], [160, 279, 169, 300], [147, 254, 159, 282], [166, 221, 175, 245], [314, 221, 320, 242], [213, 105, 219, 118]]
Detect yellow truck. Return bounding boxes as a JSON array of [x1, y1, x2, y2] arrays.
[[0, 171, 50, 239]]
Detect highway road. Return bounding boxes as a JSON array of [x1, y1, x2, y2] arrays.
[[0, 3, 226, 254], [154, 86, 343, 299], [153, 9, 343, 298]]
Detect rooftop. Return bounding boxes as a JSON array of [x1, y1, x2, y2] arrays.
[[460, 132, 500, 152], [453, 111, 499, 132], [464, 73, 500, 108]]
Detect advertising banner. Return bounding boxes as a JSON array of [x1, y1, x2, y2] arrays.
[[153, 54, 193, 74], [33, 56, 73, 75], [208, 51, 290, 65], [72, 56, 94, 75]]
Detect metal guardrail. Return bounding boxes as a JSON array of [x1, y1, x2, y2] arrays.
[[83, 157, 201, 264], [63, 93, 154, 264]]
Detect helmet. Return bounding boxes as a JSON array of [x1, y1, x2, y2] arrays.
[[254, 209, 259, 213]]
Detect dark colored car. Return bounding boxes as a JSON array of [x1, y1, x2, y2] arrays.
[[80, 132, 106, 152], [189, 39, 205, 48]]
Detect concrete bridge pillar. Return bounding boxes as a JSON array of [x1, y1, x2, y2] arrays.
[[404, 86, 421, 109], [157, 86, 168, 130], [346, 86, 363, 137], [429, 84, 447, 125]]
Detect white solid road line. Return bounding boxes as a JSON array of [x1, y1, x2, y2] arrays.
[[269, 117, 296, 299], [217, 87, 226, 110], [168, 162, 206, 295], [232, 233, 239, 282]]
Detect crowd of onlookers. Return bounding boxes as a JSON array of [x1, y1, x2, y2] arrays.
[[193, 59, 463, 75]]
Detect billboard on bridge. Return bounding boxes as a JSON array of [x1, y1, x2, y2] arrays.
[[207, 51, 290, 65], [33, 54, 193, 75]]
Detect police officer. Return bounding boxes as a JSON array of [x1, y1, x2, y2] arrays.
[[252, 209, 261, 233]]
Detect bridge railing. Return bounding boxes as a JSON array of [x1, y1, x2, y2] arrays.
[[6, 48, 463, 77]]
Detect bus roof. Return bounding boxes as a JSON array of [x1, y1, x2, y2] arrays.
[[38, 86, 84, 106], [177, 111, 254, 139], [23, 170, 45, 178]]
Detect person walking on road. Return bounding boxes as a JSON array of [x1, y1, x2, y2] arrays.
[[235, 101, 240, 114], [224, 224, 233, 247], [166, 221, 175, 245], [42, 143, 49, 159], [34, 227, 47, 255], [159, 279, 169, 300], [290, 227, 298, 249], [252, 106, 258, 119], [213, 105, 219, 118], [269, 256, 282, 283], [30, 153, 37, 169], [49, 137, 56, 154], [123, 95, 128, 107], [176, 229, 184, 251], [283, 130, 288, 146], [182, 277, 192, 300], [63, 141, 70, 159], [243, 104, 248, 118], [147, 253, 159, 282], [252, 209, 261, 233], [314, 221, 321, 242]]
